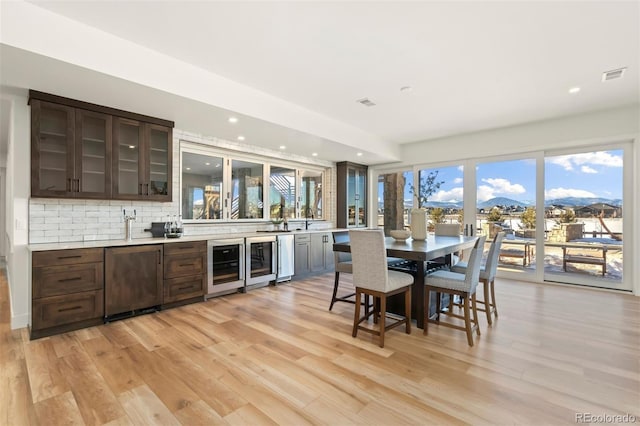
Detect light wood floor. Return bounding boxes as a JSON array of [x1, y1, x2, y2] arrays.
[[1, 268, 639, 425]]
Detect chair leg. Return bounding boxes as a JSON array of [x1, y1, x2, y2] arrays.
[[352, 288, 361, 338], [490, 279, 498, 318], [378, 295, 387, 348], [482, 278, 492, 325], [373, 297, 379, 324], [329, 271, 340, 311], [423, 288, 430, 335], [471, 293, 481, 336], [404, 288, 411, 335], [462, 295, 474, 347]]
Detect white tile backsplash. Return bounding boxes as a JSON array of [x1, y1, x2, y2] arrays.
[[28, 129, 336, 245]]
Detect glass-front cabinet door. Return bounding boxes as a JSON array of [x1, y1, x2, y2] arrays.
[[113, 119, 172, 201], [337, 162, 367, 228], [113, 117, 143, 198], [146, 124, 171, 200], [75, 110, 111, 198], [31, 100, 75, 197]]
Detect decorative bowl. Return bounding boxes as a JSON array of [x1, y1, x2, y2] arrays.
[[390, 230, 411, 241]]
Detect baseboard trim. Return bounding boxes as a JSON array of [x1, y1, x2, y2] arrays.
[[11, 312, 29, 330]]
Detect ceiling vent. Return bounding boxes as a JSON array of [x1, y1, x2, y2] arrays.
[[356, 98, 376, 107], [602, 67, 626, 82]]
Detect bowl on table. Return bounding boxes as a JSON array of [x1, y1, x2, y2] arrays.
[[390, 230, 411, 241]]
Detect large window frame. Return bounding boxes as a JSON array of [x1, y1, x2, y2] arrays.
[[180, 141, 326, 223]]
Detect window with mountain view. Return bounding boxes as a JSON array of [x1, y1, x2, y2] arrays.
[[476, 158, 536, 273], [544, 149, 624, 289]]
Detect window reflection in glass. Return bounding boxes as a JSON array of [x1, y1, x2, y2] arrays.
[[269, 166, 296, 219], [181, 152, 223, 220], [232, 160, 264, 219], [300, 170, 322, 219]]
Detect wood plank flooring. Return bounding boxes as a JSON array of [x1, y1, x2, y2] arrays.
[[1, 267, 639, 425]]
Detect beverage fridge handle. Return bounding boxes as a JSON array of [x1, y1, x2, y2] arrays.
[[238, 243, 245, 280], [272, 241, 278, 275]]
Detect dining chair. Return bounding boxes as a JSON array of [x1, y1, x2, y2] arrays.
[[451, 232, 505, 325], [429, 223, 462, 269], [329, 231, 356, 310], [349, 229, 413, 348], [424, 236, 486, 347]]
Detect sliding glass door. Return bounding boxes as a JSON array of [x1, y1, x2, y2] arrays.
[[543, 148, 627, 290], [376, 142, 631, 291]]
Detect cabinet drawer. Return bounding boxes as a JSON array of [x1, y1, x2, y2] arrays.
[[164, 241, 206, 256], [32, 290, 104, 331], [295, 233, 310, 243], [164, 252, 206, 279], [33, 262, 103, 298], [33, 248, 103, 267], [163, 275, 205, 303]]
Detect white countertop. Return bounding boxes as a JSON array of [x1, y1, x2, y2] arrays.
[[28, 228, 348, 252]]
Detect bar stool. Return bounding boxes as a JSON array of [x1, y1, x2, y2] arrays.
[[350, 229, 412, 348], [451, 232, 505, 325], [424, 236, 486, 346]]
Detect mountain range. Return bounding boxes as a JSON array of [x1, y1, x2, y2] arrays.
[[385, 196, 623, 210]]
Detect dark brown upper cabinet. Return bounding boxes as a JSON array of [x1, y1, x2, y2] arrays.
[[31, 100, 112, 199], [29, 90, 173, 202], [112, 119, 172, 201]]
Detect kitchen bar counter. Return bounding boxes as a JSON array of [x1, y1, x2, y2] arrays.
[[28, 227, 347, 252]]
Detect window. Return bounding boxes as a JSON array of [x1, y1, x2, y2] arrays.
[[300, 169, 322, 220], [232, 159, 264, 219], [181, 151, 224, 220], [269, 166, 296, 219], [180, 142, 325, 222]]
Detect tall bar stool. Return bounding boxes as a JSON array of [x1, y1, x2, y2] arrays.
[[329, 231, 356, 310], [451, 232, 505, 325], [424, 236, 486, 347], [350, 229, 412, 348]]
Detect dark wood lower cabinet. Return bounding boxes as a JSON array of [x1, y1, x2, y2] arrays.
[[105, 245, 163, 317], [31, 247, 104, 339], [163, 241, 206, 307]]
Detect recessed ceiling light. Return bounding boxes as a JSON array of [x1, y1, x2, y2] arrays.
[[312, 152, 318, 157], [215, 163, 221, 168], [205, 162, 210, 166], [279, 145, 286, 149], [568, 87, 581, 94], [228, 117, 238, 123], [400, 86, 413, 92], [237, 135, 245, 141], [186, 167, 191, 171], [356, 152, 363, 156], [128, 145, 135, 149]]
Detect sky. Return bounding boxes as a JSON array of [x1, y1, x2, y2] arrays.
[[378, 149, 624, 204]]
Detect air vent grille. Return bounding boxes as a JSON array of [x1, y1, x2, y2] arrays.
[[602, 67, 626, 81], [356, 98, 376, 107]]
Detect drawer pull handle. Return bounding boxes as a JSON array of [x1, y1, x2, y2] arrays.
[[58, 255, 82, 260], [58, 277, 82, 283], [178, 246, 194, 250], [58, 305, 82, 313], [179, 263, 194, 267], [178, 286, 192, 290]]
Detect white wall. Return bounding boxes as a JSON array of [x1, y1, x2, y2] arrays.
[[4, 95, 31, 328], [0, 168, 5, 257], [373, 105, 640, 295]]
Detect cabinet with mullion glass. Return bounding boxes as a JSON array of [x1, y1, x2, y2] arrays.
[[31, 100, 111, 198], [112, 118, 172, 201]]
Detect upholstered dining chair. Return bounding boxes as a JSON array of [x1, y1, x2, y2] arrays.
[[451, 232, 505, 325], [430, 223, 462, 269], [329, 231, 355, 310], [424, 236, 486, 347], [349, 229, 413, 348]]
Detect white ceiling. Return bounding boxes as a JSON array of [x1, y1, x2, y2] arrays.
[[3, 1, 639, 165]]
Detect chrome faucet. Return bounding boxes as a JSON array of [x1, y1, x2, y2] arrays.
[[124, 209, 136, 241]]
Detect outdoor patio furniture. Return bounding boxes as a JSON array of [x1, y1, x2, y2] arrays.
[[563, 245, 607, 276]]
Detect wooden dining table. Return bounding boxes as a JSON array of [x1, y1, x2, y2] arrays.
[[333, 234, 477, 328]]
